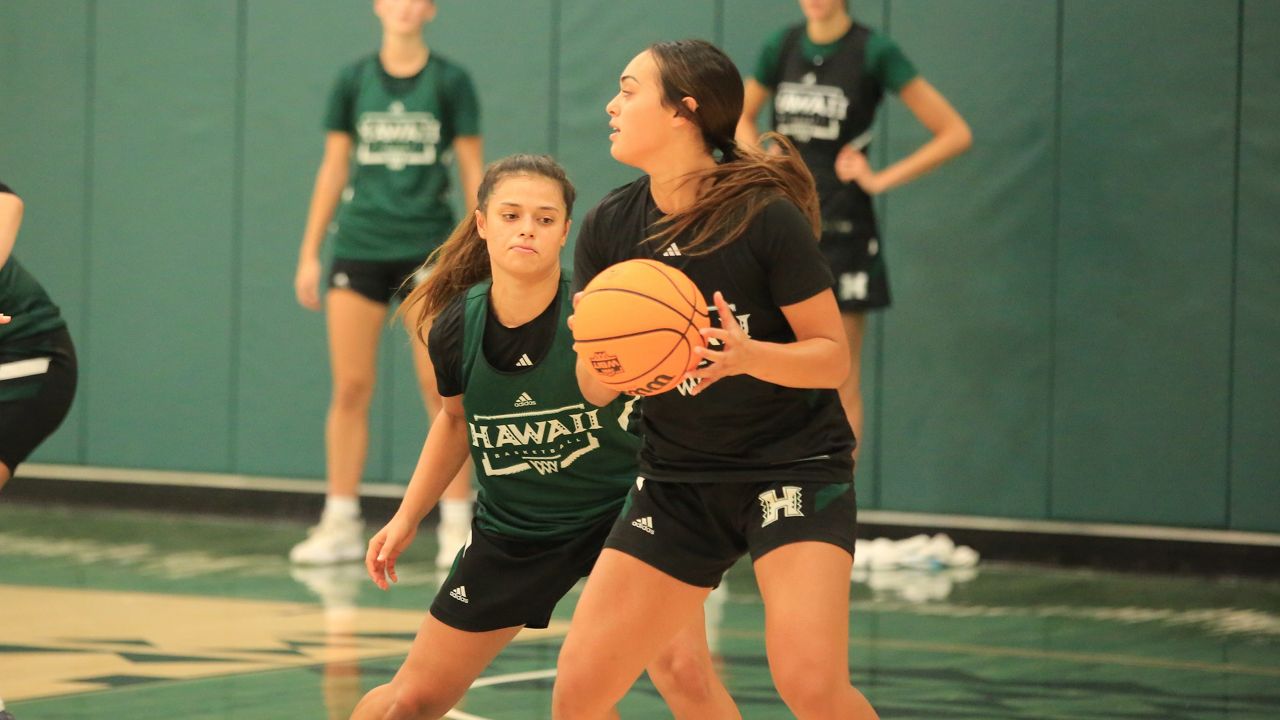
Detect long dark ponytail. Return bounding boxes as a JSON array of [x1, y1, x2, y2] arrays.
[[644, 39, 820, 255]]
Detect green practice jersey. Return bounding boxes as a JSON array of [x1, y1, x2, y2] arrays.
[[325, 53, 480, 261], [458, 278, 641, 540]]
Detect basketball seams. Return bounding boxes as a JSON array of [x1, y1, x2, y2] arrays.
[[577, 287, 695, 330], [574, 259, 708, 396]]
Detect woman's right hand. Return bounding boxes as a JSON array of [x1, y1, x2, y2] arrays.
[[295, 256, 323, 311], [366, 514, 420, 590]]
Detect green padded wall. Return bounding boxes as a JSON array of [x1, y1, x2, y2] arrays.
[[1231, 0, 1280, 531], [84, 1, 240, 470], [0, 1, 92, 464], [1053, 0, 1238, 526], [235, 0, 381, 478], [2, 1, 1276, 531], [879, 0, 1057, 517]]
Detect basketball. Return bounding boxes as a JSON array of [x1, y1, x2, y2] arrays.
[[573, 259, 710, 396]]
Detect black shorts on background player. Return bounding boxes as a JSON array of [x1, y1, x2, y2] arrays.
[[606, 478, 858, 588], [0, 329, 77, 471], [328, 257, 428, 305], [429, 511, 616, 632]]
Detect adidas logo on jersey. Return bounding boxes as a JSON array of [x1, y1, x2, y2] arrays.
[[631, 516, 655, 535], [514, 392, 536, 407], [449, 586, 470, 603], [662, 243, 682, 257], [515, 353, 533, 367]]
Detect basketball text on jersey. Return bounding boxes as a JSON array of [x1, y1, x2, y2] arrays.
[[759, 486, 805, 527], [631, 516, 655, 534], [469, 403, 605, 476], [514, 392, 536, 407], [356, 101, 443, 170], [449, 586, 470, 603], [774, 76, 850, 142]]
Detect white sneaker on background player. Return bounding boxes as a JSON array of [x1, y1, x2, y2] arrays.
[[434, 498, 473, 568], [434, 520, 470, 569], [290, 514, 365, 565]]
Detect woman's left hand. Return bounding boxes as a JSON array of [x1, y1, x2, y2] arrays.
[[689, 291, 755, 395]]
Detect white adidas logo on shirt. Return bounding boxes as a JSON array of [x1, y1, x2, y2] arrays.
[[662, 244, 682, 257], [514, 392, 536, 407], [515, 353, 533, 367], [449, 586, 469, 603], [631, 516, 655, 535]]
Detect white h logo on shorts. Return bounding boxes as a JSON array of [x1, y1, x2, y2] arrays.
[[758, 486, 804, 527]]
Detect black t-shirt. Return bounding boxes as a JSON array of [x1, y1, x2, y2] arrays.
[[573, 177, 855, 483], [429, 282, 564, 397]]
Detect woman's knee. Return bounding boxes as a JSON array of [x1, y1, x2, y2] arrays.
[[552, 652, 608, 719], [331, 375, 375, 410], [771, 658, 850, 718], [380, 682, 456, 720], [647, 645, 717, 702]]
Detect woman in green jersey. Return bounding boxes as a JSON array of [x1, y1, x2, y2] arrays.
[[350, 155, 739, 720], [0, 180, 77, 498], [292, 0, 483, 567], [737, 0, 971, 460]]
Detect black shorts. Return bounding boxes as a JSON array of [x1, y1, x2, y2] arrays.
[[328, 257, 429, 305], [0, 327, 78, 472], [821, 230, 891, 313], [605, 478, 858, 588], [429, 512, 617, 632]]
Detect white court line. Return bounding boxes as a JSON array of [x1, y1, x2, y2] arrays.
[[444, 669, 559, 720]]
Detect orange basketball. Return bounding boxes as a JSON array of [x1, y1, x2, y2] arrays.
[[573, 259, 710, 396]]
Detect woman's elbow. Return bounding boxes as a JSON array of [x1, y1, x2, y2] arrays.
[[951, 120, 973, 155]]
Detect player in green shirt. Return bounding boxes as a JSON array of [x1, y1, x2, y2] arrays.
[[351, 154, 738, 720], [737, 0, 971, 462], [0, 181, 77, 499], [291, 0, 483, 567]]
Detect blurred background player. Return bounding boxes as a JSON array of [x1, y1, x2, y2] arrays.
[[737, 0, 971, 459], [0, 180, 79, 720], [291, 0, 483, 566], [353, 154, 738, 720]]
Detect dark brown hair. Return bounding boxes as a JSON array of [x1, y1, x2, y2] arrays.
[[644, 39, 820, 255], [397, 154, 575, 342]]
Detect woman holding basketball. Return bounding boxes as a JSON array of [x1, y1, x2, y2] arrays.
[[737, 0, 971, 459], [350, 154, 739, 720], [553, 41, 878, 719], [292, 0, 482, 567]]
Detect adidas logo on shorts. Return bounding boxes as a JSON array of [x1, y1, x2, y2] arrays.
[[449, 586, 469, 603], [631, 516, 655, 535], [662, 243, 682, 257], [514, 392, 536, 407], [515, 353, 533, 367]]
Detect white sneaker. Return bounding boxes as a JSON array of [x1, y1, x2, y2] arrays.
[[289, 516, 365, 565], [435, 522, 470, 569]]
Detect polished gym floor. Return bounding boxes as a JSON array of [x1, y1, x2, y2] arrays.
[[1, 503, 1278, 719]]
